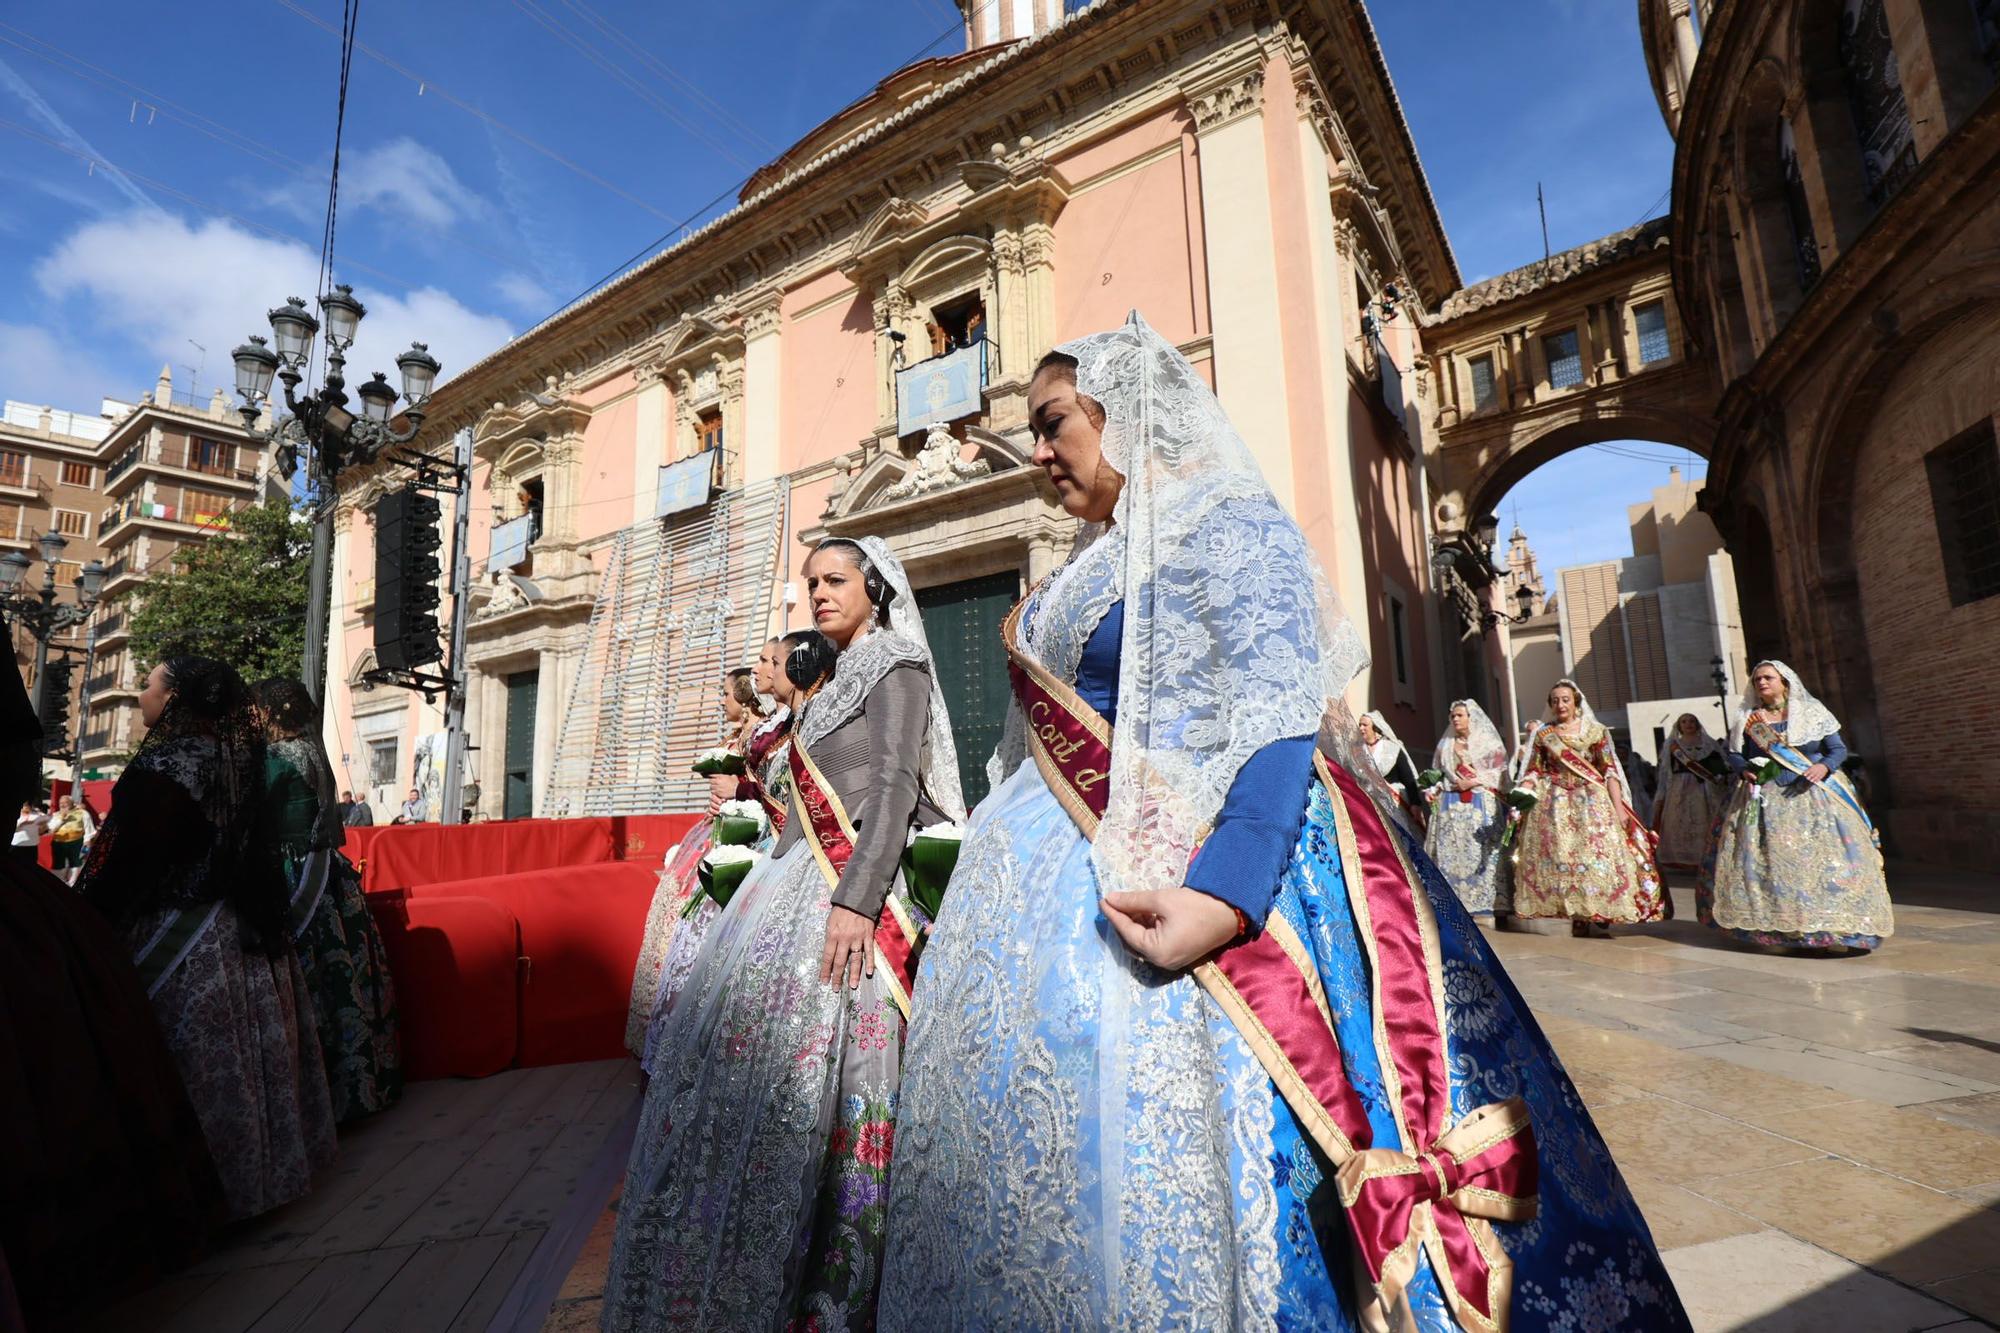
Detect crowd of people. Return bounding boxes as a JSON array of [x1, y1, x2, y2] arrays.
[[0, 656, 402, 1326], [1366, 668, 1893, 957], [602, 316, 1694, 1330]]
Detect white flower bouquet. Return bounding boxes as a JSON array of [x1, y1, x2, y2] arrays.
[[696, 843, 760, 909], [691, 747, 746, 777], [901, 820, 965, 921], [713, 798, 767, 846]]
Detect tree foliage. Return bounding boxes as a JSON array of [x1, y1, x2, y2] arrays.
[[128, 499, 314, 683]]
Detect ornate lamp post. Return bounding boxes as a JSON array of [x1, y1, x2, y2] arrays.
[[0, 531, 106, 752], [1711, 655, 1731, 723], [232, 286, 441, 701]]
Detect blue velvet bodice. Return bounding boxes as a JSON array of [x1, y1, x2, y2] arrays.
[[1071, 600, 1314, 926], [1726, 720, 1849, 786]]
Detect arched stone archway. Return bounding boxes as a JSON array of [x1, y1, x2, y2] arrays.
[[1461, 408, 1717, 530]]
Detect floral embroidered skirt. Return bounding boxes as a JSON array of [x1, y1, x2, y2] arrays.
[[130, 904, 338, 1220], [1699, 778, 1893, 951], [603, 838, 904, 1330], [884, 761, 1690, 1331], [624, 818, 714, 1057], [1423, 789, 1512, 916], [1510, 781, 1667, 924], [288, 850, 402, 1122], [1653, 773, 1724, 872]]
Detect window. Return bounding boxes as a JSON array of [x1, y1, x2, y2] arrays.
[[697, 409, 724, 456], [53, 561, 80, 587], [1927, 419, 2000, 606], [366, 738, 401, 788], [1778, 120, 1822, 289], [518, 476, 545, 544], [1468, 354, 1499, 410], [189, 437, 231, 474], [1543, 329, 1584, 389], [1979, 0, 2000, 73], [1388, 593, 1411, 687], [0, 501, 21, 539], [54, 508, 89, 538], [926, 291, 988, 355], [180, 489, 233, 526], [1634, 302, 1672, 365], [0, 451, 25, 487], [60, 461, 93, 487], [1840, 0, 1917, 200]]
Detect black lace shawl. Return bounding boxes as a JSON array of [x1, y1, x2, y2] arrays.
[[78, 658, 290, 953]]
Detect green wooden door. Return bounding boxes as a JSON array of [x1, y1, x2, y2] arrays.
[[504, 669, 539, 819], [917, 571, 1018, 810]]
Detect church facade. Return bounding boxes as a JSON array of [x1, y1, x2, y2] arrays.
[[325, 0, 1460, 820]]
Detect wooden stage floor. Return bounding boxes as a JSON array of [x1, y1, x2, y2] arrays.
[[82, 1058, 642, 1333]]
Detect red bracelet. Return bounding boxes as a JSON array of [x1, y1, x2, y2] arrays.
[[1231, 906, 1250, 939]]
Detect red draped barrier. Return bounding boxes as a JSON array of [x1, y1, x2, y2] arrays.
[[353, 817, 617, 892], [610, 813, 701, 864], [349, 812, 702, 1079], [401, 862, 660, 1067], [366, 890, 522, 1081]]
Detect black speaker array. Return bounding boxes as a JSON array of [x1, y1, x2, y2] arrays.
[[373, 485, 444, 672]]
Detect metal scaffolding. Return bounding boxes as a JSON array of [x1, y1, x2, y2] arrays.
[[544, 475, 789, 816]]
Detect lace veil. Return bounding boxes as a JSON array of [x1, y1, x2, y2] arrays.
[[1662, 712, 1722, 762], [799, 535, 966, 822], [1361, 709, 1411, 779], [1431, 699, 1508, 776], [1056, 311, 1370, 899], [1731, 659, 1841, 750], [1541, 677, 1638, 807]]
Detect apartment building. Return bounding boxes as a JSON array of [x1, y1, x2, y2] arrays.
[[1, 366, 279, 775]]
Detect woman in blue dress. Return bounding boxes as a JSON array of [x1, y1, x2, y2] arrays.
[[1423, 700, 1513, 921], [1701, 660, 1893, 954], [884, 314, 1689, 1331]]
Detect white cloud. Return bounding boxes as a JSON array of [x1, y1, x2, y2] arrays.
[[493, 270, 554, 313], [32, 210, 513, 401], [266, 137, 492, 232]]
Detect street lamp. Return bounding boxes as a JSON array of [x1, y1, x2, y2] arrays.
[[233, 284, 443, 701], [0, 531, 106, 756], [1711, 655, 1730, 719]]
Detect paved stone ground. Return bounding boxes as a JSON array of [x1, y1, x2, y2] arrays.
[[1497, 861, 2000, 1331]]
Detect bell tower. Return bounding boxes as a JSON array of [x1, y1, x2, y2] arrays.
[[958, 0, 1067, 51]]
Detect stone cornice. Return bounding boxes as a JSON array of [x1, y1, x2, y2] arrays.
[[1430, 218, 1673, 326]]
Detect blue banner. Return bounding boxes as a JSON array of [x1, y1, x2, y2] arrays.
[[896, 340, 987, 438]]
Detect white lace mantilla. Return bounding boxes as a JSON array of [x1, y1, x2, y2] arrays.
[[1057, 313, 1369, 900]]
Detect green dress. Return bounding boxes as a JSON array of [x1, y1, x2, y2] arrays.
[[267, 739, 403, 1122]]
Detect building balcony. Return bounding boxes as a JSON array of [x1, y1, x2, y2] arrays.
[[102, 448, 259, 500], [100, 556, 146, 599], [91, 607, 129, 647], [86, 669, 140, 703], [0, 468, 48, 502], [99, 497, 238, 548]]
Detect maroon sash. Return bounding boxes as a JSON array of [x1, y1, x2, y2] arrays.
[[789, 737, 919, 1018], [1001, 597, 1112, 835], [1003, 594, 1536, 1330]]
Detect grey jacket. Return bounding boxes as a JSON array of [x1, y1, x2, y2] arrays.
[[776, 663, 944, 920]]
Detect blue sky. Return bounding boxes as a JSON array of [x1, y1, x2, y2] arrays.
[[0, 0, 1693, 571]]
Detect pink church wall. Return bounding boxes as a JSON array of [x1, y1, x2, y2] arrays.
[[574, 392, 638, 543], [781, 274, 877, 473], [1348, 387, 1436, 736], [1052, 106, 1207, 345], [1259, 49, 1343, 600]]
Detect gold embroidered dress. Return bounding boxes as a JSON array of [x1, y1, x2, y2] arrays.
[[1512, 715, 1666, 924]]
